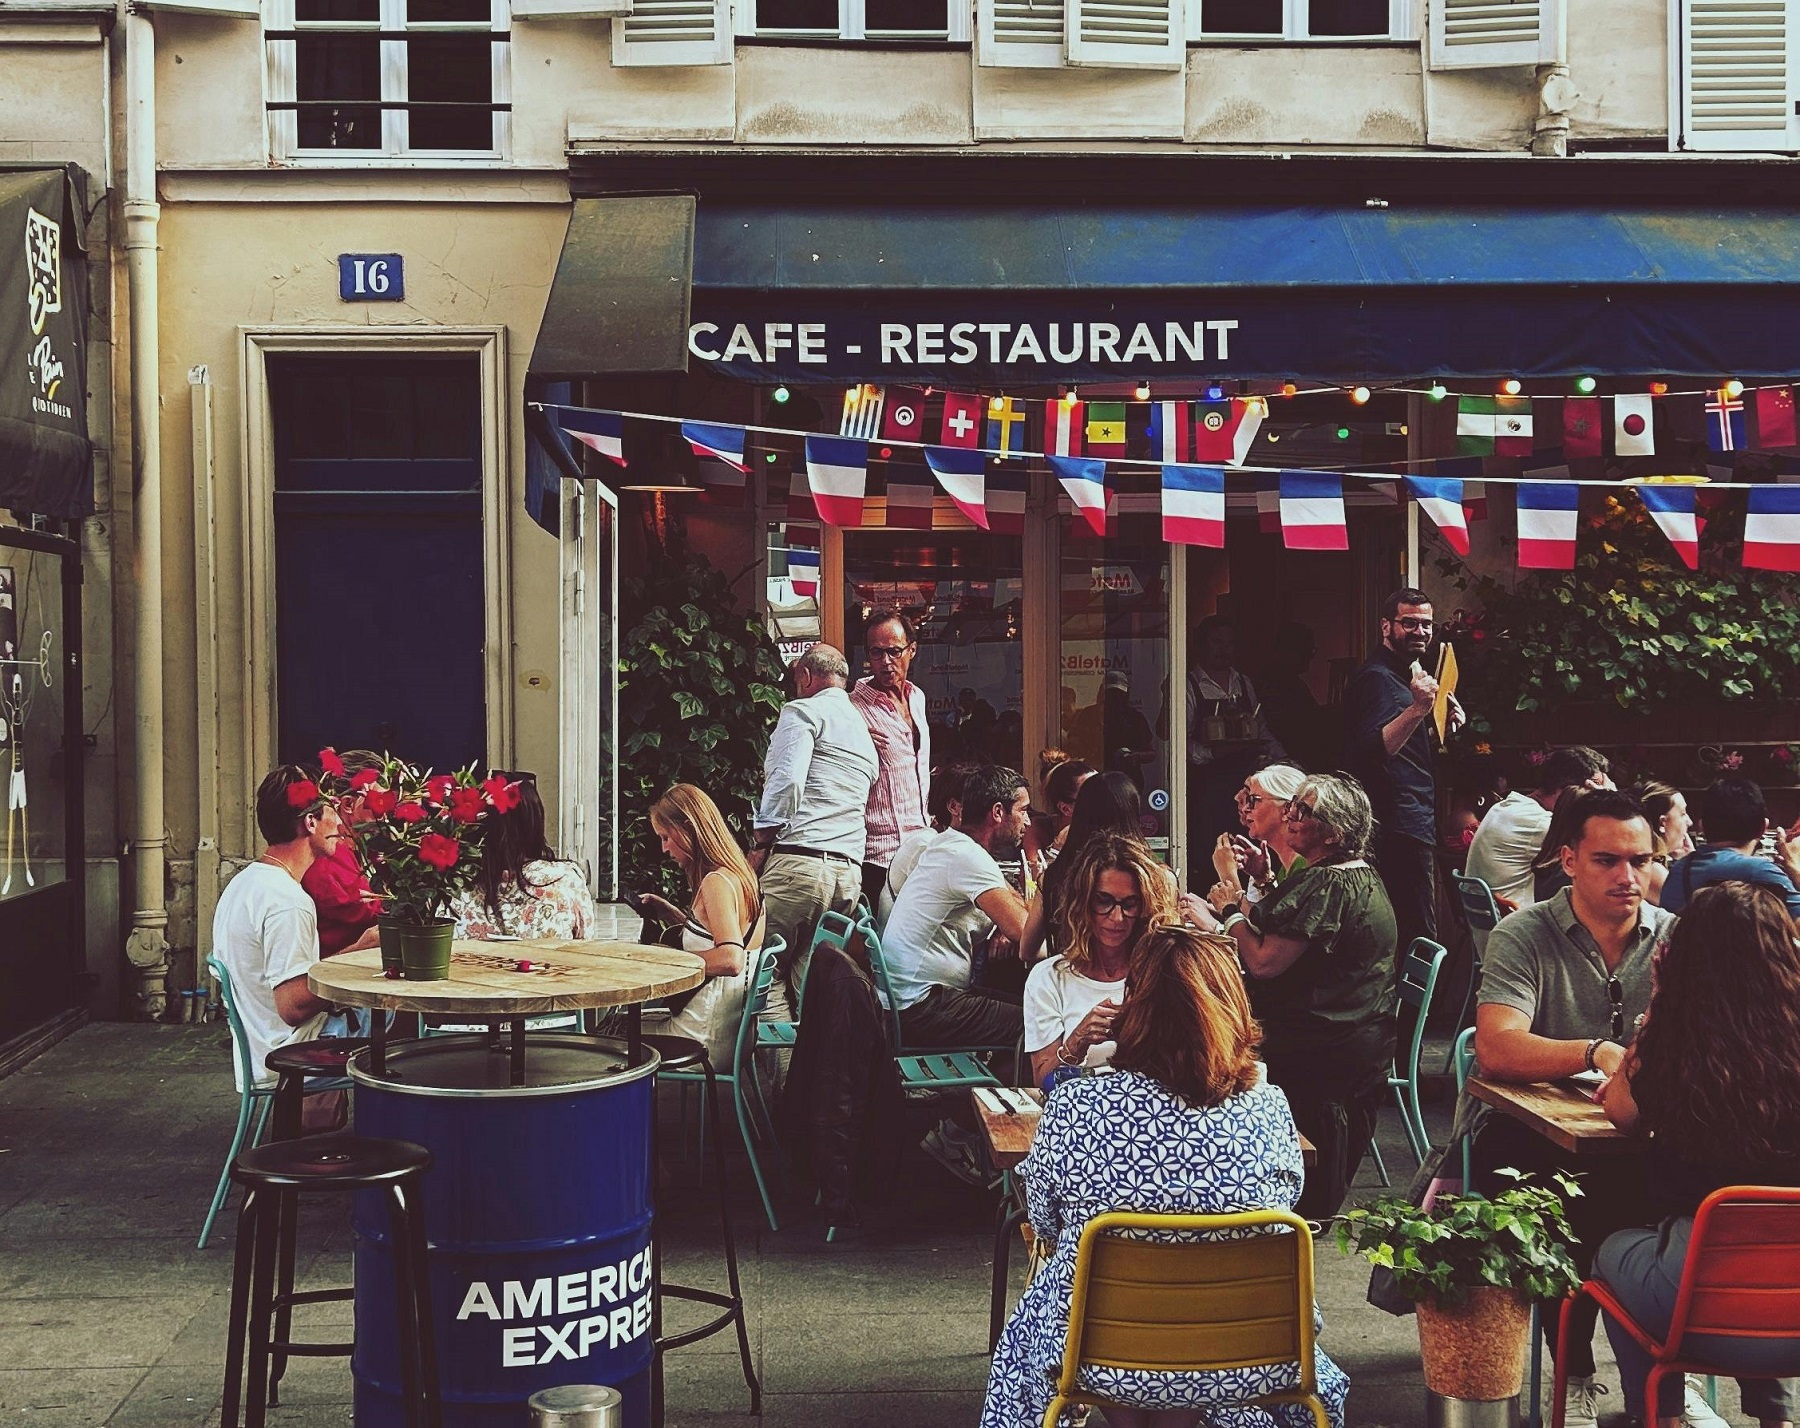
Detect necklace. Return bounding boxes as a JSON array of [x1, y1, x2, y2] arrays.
[[258, 852, 299, 882]]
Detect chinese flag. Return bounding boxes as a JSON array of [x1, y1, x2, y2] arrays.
[[1757, 386, 1798, 450], [1563, 397, 1603, 459]]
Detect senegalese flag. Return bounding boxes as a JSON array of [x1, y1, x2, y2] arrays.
[[1085, 401, 1127, 457]]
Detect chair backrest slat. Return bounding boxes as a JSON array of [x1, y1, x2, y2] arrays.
[[856, 915, 908, 1052], [1454, 874, 1502, 934], [1396, 937, 1447, 1078], [206, 954, 263, 1094], [1675, 1193, 1800, 1342]]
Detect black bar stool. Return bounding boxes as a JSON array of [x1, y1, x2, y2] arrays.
[[640, 1032, 758, 1428], [222, 1133, 440, 1428]]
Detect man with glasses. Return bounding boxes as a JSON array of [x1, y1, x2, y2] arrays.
[[1344, 587, 1464, 962], [850, 609, 931, 911], [1473, 788, 1668, 1428]]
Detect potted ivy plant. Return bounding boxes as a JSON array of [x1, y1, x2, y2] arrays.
[[1337, 1172, 1582, 1403]]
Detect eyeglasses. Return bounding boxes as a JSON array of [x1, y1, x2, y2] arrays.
[[868, 645, 913, 661], [1236, 789, 1265, 809], [1090, 893, 1145, 920], [1607, 975, 1625, 1041], [1392, 617, 1434, 632], [1282, 800, 1323, 824]]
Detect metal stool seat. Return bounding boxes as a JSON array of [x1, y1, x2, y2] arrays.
[[264, 1037, 362, 1140], [642, 1032, 759, 1427], [223, 1134, 439, 1428]]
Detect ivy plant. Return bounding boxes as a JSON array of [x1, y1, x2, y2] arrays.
[[1442, 491, 1800, 718], [1336, 1171, 1583, 1307], [618, 549, 787, 899]]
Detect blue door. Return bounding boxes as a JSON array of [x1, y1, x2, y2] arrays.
[[270, 355, 485, 773]]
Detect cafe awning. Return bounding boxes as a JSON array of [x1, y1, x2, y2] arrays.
[[0, 168, 91, 519], [678, 203, 1800, 384]]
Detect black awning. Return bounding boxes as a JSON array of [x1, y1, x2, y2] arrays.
[[0, 168, 91, 519], [529, 193, 696, 378]]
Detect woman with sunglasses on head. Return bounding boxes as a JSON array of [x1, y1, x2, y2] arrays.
[[448, 771, 596, 941], [1183, 772, 1397, 1220], [1023, 834, 1176, 1089], [983, 924, 1350, 1428], [1206, 762, 1309, 922]]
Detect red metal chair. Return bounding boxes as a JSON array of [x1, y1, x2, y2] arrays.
[[1551, 1187, 1800, 1428]]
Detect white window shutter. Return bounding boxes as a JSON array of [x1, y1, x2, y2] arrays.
[[612, 0, 732, 63], [1065, 0, 1183, 69], [1680, 0, 1799, 151], [977, 0, 1066, 65], [1428, 0, 1559, 69], [516, 0, 630, 18], [136, 0, 261, 16]]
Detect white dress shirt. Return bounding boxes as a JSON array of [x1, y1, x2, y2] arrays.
[[753, 685, 880, 860]]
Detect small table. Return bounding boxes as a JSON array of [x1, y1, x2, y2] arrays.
[[309, 938, 705, 1084], [1466, 1075, 1634, 1158]]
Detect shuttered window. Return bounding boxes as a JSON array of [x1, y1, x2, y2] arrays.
[[1067, 0, 1184, 66], [612, 0, 732, 63], [1679, 0, 1800, 151], [977, 0, 1066, 63], [1192, 0, 1417, 39], [1428, 0, 1559, 69]]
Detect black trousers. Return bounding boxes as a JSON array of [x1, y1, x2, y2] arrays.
[[861, 861, 888, 912], [1375, 831, 1438, 961], [1267, 1063, 1385, 1222]]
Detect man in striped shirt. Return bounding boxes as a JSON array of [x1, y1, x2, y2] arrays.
[[849, 609, 932, 910]]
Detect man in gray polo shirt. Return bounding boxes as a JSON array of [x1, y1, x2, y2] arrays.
[[1473, 788, 1669, 1428]]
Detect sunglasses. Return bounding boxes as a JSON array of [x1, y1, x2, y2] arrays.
[[1090, 893, 1145, 920], [1607, 975, 1624, 1041]]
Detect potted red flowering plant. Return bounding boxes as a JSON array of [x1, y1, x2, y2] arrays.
[[318, 749, 521, 980]]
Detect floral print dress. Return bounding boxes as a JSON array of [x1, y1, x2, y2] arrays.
[[448, 860, 597, 941], [981, 1070, 1351, 1428]]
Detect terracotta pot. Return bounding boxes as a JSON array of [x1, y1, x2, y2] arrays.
[[1416, 1287, 1532, 1400]]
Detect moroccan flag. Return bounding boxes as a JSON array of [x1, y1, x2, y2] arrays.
[[939, 392, 983, 448], [1757, 386, 1798, 449], [1045, 399, 1083, 457], [1086, 402, 1127, 456], [987, 466, 1027, 536], [1494, 396, 1534, 457], [1563, 397, 1603, 459], [882, 387, 926, 444], [883, 461, 935, 530]]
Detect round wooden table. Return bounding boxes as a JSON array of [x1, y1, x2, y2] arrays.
[[309, 938, 705, 1083]]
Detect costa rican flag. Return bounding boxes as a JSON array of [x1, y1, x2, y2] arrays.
[[1705, 389, 1747, 453], [681, 421, 749, 472], [1148, 402, 1190, 463], [1050, 456, 1108, 539], [923, 446, 990, 529], [556, 407, 626, 466], [1404, 476, 1471, 557], [1044, 399, 1083, 457], [987, 466, 1027, 535], [840, 385, 885, 440], [1635, 485, 1699, 570], [1279, 472, 1348, 551], [1161, 465, 1225, 548], [803, 436, 869, 528], [1744, 485, 1800, 571], [1516, 482, 1581, 568]]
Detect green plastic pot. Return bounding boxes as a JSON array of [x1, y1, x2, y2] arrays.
[[383, 917, 454, 981], [377, 920, 404, 974]]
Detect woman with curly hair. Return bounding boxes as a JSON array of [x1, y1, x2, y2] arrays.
[[1022, 834, 1176, 1087], [1598, 882, 1800, 1428], [984, 924, 1350, 1428], [1021, 771, 1156, 962]]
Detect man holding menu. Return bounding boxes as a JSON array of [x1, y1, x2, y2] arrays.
[[1343, 588, 1464, 959]]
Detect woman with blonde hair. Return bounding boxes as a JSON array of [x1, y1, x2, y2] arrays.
[[1023, 833, 1176, 1088], [984, 924, 1351, 1428], [638, 784, 766, 1067]]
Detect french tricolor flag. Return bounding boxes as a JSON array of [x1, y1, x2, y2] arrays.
[[1255, 473, 1281, 534], [1635, 485, 1700, 570], [1279, 472, 1348, 551], [803, 436, 869, 528], [1516, 482, 1581, 569], [556, 407, 626, 466], [1161, 465, 1225, 548], [1744, 485, 1800, 571], [923, 447, 989, 530], [787, 544, 820, 598], [1050, 456, 1108, 539], [1404, 475, 1471, 557], [681, 421, 749, 472]]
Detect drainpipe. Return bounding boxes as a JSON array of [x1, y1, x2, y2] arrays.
[[1531, 63, 1578, 157], [122, 6, 169, 1020]]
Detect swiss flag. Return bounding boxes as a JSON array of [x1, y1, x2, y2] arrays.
[[939, 393, 983, 448], [882, 387, 926, 443]]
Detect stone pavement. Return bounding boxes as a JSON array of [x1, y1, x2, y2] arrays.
[[0, 1024, 1735, 1428]]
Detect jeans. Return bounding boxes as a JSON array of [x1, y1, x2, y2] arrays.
[[1596, 1218, 1800, 1421], [760, 851, 863, 1020], [1374, 831, 1438, 965]]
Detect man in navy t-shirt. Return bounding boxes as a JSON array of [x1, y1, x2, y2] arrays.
[[1661, 775, 1800, 918]]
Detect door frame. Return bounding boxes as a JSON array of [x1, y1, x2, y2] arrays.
[[238, 327, 511, 854]]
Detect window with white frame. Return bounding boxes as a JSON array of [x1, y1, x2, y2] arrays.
[[1190, 0, 1414, 40], [745, 0, 966, 41], [266, 0, 511, 160]]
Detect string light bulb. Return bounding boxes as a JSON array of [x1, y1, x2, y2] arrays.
[[1133, 381, 1151, 401], [1724, 379, 1746, 399], [1650, 381, 1669, 396], [1062, 388, 1079, 408], [772, 386, 791, 404], [1335, 426, 1352, 440], [1205, 383, 1225, 402], [1280, 382, 1298, 398], [989, 396, 1004, 413], [1574, 376, 1597, 395], [1428, 384, 1447, 401], [1501, 378, 1523, 396], [1350, 386, 1371, 405]]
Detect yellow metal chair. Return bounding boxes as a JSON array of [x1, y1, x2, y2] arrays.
[[1044, 1209, 1332, 1428]]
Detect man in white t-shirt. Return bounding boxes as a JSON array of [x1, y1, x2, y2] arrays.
[[1465, 746, 1611, 929], [213, 766, 348, 1092]]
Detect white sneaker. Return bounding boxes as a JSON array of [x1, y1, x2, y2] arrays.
[[1684, 1376, 1729, 1428], [921, 1121, 987, 1187], [1565, 1374, 1608, 1428]]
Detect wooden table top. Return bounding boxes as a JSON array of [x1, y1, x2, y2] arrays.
[[1467, 1075, 1634, 1157], [308, 939, 705, 1016], [973, 1085, 1316, 1173]]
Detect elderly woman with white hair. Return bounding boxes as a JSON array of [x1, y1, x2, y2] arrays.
[[1184, 772, 1398, 1219]]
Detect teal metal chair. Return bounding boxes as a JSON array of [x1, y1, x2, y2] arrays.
[[661, 936, 786, 1233], [856, 915, 1004, 1093], [757, 912, 856, 1053], [1390, 937, 1449, 1164], [1448, 873, 1502, 1069]]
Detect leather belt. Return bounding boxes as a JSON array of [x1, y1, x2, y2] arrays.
[[770, 844, 861, 865]]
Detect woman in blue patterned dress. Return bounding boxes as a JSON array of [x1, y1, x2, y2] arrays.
[[981, 925, 1350, 1428]]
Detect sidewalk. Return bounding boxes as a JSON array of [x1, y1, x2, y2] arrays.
[[0, 1023, 1698, 1427]]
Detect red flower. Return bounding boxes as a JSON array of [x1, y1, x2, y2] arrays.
[[286, 779, 322, 809], [318, 748, 346, 778], [417, 833, 460, 871], [350, 767, 380, 791], [483, 775, 522, 813], [364, 786, 398, 816], [394, 801, 427, 824], [449, 787, 486, 824], [424, 775, 455, 806]]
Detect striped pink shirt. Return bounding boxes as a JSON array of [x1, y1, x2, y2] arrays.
[[850, 677, 931, 868]]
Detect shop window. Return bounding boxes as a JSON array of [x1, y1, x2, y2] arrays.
[[265, 0, 511, 160], [746, 0, 964, 41], [1192, 0, 1416, 40]]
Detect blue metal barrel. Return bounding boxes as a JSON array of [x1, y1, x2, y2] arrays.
[[350, 1036, 659, 1428]]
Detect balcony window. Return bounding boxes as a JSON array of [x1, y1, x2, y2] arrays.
[[1194, 0, 1407, 39], [748, 0, 959, 40]]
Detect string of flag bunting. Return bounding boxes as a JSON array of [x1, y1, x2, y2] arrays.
[[534, 390, 1800, 577]]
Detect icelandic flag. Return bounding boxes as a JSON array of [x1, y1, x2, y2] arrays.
[[1744, 485, 1800, 571], [883, 461, 935, 530], [988, 466, 1028, 535], [556, 407, 626, 466], [1635, 485, 1700, 570], [1705, 389, 1747, 453], [1045, 400, 1083, 457], [1148, 402, 1190, 463], [1516, 482, 1581, 569], [1161, 465, 1225, 548], [682, 421, 749, 472], [1404, 476, 1471, 557], [1255, 473, 1281, 534], [804, 436, 869, 528], [1279, 472, 1348, 551], [923, 446, 990, 529], [1051, 456, 1109, 539]]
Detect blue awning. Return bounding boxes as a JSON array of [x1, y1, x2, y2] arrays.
[[687, 204, 1800, 383]]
